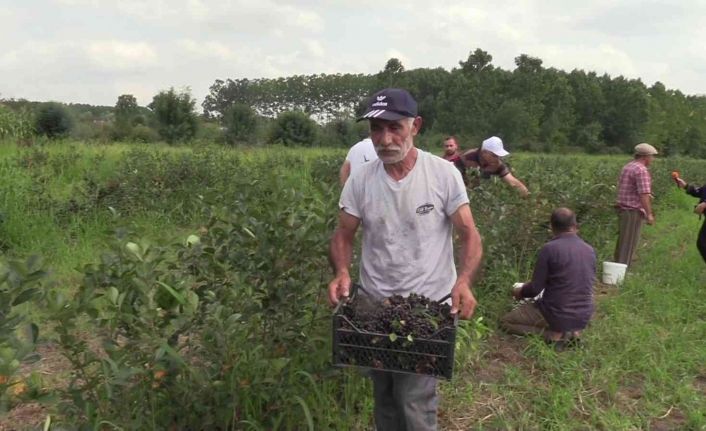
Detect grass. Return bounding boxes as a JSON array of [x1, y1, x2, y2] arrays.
[[441, 187, 706, 430]]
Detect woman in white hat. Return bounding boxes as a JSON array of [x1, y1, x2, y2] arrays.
[[458, 136, 529, 196]]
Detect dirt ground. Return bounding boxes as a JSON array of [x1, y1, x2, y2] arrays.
[[1, 342, 70, 431]]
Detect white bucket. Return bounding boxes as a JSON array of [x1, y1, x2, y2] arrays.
[[602, 261, 627, 285]]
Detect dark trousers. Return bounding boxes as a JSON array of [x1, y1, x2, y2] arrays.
[[698, 219, 706, 263], [500, 302, 548, 336], [370, 371, 438, 431], [614, 209, 644, 267]]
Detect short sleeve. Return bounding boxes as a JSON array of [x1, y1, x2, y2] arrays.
[[339, 172, 361, 218], [345, 146, 355, 162], [445, 165, 470, 216], [495, 161, 511, 178]]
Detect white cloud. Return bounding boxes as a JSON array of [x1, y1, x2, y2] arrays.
[[52, 0, 324, 34], [0, 41, 78, 70], [4, 0, 706, 106], [283, 5, 323, 32], [179, 39, 235, 60], [86, 41, 158, 71], [537, 43, 638, 77], [185, 0, 210, 21], [304, 39, 325, 59]]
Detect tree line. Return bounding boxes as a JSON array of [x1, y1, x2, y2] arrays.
[[204, 48, 706, 156], [2, 47, 705, 155]]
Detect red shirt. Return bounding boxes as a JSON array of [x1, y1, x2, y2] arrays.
[[442, 152, 460, 162], [616, 160, 651, 214]]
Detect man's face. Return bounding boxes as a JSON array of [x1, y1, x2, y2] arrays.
[[645, 155, 655, 167], [369, 117, 421, 164], [443, 139, 458, 156]]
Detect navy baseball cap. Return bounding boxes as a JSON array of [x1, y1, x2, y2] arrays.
[[357, 88, 418, 122]]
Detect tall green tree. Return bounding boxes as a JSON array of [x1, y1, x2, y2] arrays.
[[377, 58, 406, 88], [492, 99, 539, 148], [459, 48, 494, 73], [539, 73, 576, 149], [383, 58, 405, 74], [268, 111, 318, 146], [148, 88, 198, 144], [390, 67, 450, 131], [35, 102, 73, 139], [224, 104, 258, 144], [115, 95, 139, 125], [113, 94, 140, 140], [600, 76, 649, 151], [508, 54, 548, 139]]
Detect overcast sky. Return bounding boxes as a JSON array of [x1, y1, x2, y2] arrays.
[[2, 0, 705, 110]]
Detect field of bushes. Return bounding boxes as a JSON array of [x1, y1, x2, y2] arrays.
[[1, 140, 705, 429]]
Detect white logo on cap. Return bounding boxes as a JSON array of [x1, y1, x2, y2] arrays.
[[376, 96, 386, 102]]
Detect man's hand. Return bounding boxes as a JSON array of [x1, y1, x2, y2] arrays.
[[646, 213, 655, 225], [694, 202, 706, 215], [450, 279, 477, 319], [676, 178, 687, 189], [512, 282, 525, 300], [328, 272, 351, 306], [328, 211, 360, 306]]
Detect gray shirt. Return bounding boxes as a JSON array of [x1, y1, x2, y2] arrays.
[[339, 150, 469, 301], [520, 232, 596, 332]]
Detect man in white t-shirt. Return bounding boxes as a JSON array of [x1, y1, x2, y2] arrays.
[[339, 136, 378, 186], [328, 88, 483, 430]]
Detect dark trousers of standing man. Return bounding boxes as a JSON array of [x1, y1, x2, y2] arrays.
[[370, 371, 438, 431], [614, 209, 644, 266]]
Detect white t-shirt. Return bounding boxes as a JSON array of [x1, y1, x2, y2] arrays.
[[339, 149, 469, 301], [345, 138, 378, 178]]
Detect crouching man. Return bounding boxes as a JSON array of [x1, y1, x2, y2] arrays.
[[501, 208, 596, 347]]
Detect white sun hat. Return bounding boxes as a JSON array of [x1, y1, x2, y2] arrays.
[[481, 136, 510, 157]]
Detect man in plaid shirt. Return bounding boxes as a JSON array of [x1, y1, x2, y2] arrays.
[[614, 143, 658, 266]]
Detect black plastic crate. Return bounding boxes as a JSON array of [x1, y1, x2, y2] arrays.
[[332, 290, 458, 380]]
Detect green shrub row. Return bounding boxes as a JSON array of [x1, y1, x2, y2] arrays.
[[1, 145, 704, 428]]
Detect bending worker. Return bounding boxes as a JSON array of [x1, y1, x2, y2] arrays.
[[458, 136, 529, 195]]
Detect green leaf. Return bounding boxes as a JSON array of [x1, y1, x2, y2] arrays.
[[294, 395, 314, 431], [107, 287, 119, 305], [156, 281, 185, 305], [242, 227, 256, 239], [158, 343, 187, 367], [29, 323, 39, 344], [125, 242, 142, 261], [388, 333, 398, 342], [269, 357, 290, 373], [12, 288, 38, 306]]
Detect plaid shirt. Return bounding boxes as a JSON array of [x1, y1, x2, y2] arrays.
[[616, 160, 651, 213]]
